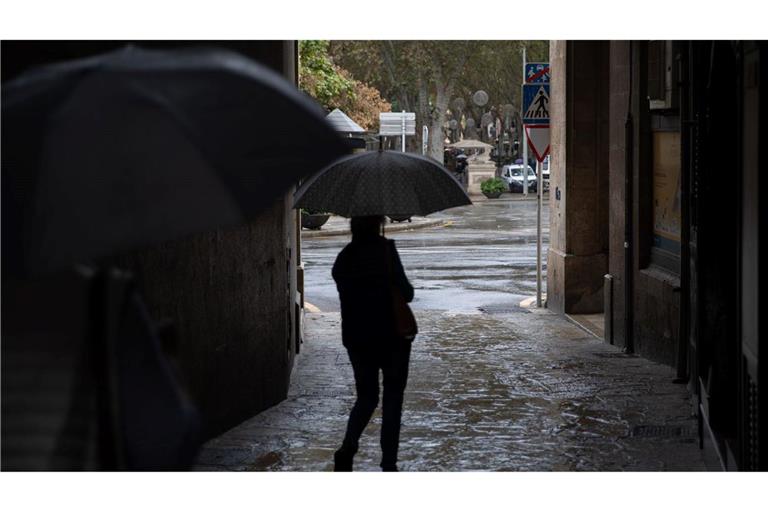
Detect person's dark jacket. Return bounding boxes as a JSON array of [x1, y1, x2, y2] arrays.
[[332, 236, 414, 349]]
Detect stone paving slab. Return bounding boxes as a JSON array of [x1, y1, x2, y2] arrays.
[[195, 308, 705, 472]]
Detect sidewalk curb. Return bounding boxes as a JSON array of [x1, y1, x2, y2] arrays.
[[301, 218, 449, 238], [469, 192, 549, 202]]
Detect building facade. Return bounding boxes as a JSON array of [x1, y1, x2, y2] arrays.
[[548, 40, 765, 470], [2, 41, 305, 440]]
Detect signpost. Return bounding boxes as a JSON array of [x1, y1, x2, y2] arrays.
[[522, 84, 550, 125], [524, 125, 550, 162], [525, 62, 551, 84], [521, 57, 551, 308], [522, 48, 529, 196], [379, 111, 416, 152]]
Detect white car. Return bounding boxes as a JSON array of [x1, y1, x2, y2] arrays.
[[501, 164, 537, 192]]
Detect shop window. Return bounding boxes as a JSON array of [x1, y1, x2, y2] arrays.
[[650, 130, 681, 273]]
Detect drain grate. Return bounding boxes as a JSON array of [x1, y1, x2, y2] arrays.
[[631, 425, 696, 438]]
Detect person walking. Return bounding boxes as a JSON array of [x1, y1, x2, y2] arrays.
[[331, 215, 415, 472]]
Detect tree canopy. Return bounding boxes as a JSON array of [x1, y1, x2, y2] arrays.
[[328, 40, 549, 160], [299, 40, 550, 159], [298, 40, 390, 131]]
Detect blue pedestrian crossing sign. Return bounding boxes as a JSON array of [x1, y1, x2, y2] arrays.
[[522, 84, 550, 125], [525, 62, 550, 83]]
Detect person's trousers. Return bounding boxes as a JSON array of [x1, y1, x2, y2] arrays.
[[340, 341, 412, 469]]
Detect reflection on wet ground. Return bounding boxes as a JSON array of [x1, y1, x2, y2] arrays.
[[196, 310, 703, 471], [195, 197, 704, 471], [302, 197, 549, 314]]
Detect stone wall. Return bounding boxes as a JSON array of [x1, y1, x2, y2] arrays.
[[547, 40, 610, 315], [2, 41, 302, 440], [117, 199, 297, 438], [605, 41, 681, 365], [607, 41, 630, 347], [467, 156, 497, 196]]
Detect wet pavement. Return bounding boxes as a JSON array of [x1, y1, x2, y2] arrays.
[[194, 194, 705, 471], [302, 194, 548, 314]]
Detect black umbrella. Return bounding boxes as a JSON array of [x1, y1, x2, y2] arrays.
[[293, 150, 471, 217], [2, 46, 350, 277]]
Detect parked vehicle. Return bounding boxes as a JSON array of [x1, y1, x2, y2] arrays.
[[501, 164, 537, 192]]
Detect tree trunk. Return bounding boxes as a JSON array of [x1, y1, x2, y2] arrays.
[[429, 78, 453, 162]]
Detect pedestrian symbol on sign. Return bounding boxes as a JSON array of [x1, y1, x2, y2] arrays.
[[523, 86, 549, 121]]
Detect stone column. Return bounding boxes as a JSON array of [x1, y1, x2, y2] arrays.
[[547, 41, 610, 314]]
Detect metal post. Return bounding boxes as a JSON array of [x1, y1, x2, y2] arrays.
[[422, 125, 429, 155], [522, 47, 529, 196], [536, 158, 542, 307], [523, 131, 529, 195], [401, 110, 406, 152]]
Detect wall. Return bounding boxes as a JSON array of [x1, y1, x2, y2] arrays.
[[607, 41, 630, 347], [548, 40, 610, 315], [2, 40, 302, 439], [630, 42, 682, 367], [120, 41, 301, 439]]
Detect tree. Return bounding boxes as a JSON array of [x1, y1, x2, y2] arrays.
[[298, 40, 391, 132], [334, 67, 392, 131], [298, 40, 354, 109], [329, 40, 549, 160]]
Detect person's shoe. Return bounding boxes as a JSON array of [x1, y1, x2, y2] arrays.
[[333, 449, 353, 472], [381, 463, 398, 472]]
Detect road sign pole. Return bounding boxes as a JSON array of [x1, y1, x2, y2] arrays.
[[522, 133, 529, 196], [401, 110, 406, 152], [522, 47, 528, 196], [536, 158, 542, 307]]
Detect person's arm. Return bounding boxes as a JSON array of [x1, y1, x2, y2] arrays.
[[390, 240, 414, 303]]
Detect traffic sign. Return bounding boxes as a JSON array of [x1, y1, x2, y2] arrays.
[[525, 125, 550, 162], [525, 62, 550, 83], [379, 112, 416, 136], [522, 84, 550, 125]]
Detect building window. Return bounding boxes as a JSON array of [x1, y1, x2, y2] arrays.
[[650, 130, 681, 273]]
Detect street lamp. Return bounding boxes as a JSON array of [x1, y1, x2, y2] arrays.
[[472, 90, 489, 142]]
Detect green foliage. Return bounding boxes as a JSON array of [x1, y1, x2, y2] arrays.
[[457, 41, 549, 111], [299, 40, 355, 109], [298, 40, 391, 131], [329, 40, 549, 119], [481, 177, 506, 195], [327, 41, 550, 158]]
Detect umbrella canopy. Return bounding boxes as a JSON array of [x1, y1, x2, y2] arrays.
[[2, 46, 350, 277], [293, 150, 471, 217]]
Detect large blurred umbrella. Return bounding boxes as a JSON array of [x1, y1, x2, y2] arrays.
[[2, 46, 349, 277], [293, 150, 471, 217]]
